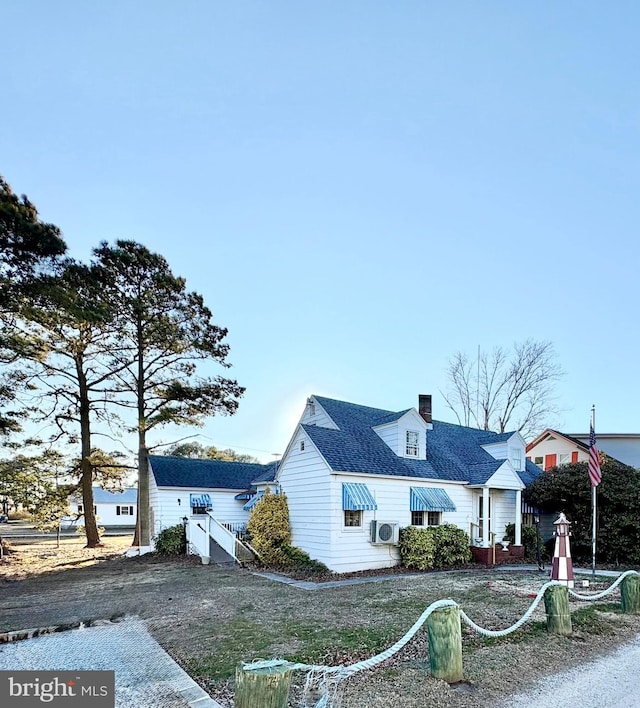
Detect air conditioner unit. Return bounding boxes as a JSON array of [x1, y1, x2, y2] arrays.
[[370, 520, 400, 545]]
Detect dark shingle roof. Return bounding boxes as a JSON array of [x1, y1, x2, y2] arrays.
[[307, 396, 542, 486], [518, 459, 544, 486], [149, 456, 275, 490]]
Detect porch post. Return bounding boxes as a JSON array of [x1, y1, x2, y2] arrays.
[[515, 490, 522, 546], [482, 486, 490, 547]]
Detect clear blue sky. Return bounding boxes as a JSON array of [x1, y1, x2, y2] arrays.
[[3, 2, 639, 462]]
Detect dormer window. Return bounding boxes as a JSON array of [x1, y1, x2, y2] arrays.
[[510, 451, 522, 470], [406, 431, 419, 457]]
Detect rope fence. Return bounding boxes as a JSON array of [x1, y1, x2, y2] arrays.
[[237, 570, 640, 708]]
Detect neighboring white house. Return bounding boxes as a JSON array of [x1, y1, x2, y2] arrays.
[[526, 429, 635, 470], [525, 430, 588, 470], [66, 487, 138, 527], [567, 433, 640, 469]]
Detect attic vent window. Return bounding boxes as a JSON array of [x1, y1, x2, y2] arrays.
[[406, 431, 419, 457], [300, 440, 305, 451], [307, 401, 315, 417]]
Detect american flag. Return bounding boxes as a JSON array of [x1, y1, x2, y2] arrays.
[[588, 424, 602, 487]]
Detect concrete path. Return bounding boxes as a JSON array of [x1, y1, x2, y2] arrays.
[[503, 633, 640, 707], [0, 617, 221, 708], [254, 564, 624, 590]]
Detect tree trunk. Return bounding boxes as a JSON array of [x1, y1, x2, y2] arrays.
[[77, 356, 101, 548], [621, 576, 640, 614], [133, 316, 150, 547], [426, 605, 464, 683], [544, 585, 571, 635], [234, 664, 291, 708]]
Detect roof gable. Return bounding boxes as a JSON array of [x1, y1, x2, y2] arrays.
[[526, 428, 589, 453]]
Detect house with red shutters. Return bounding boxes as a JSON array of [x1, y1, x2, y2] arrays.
[[525, 430, 587, 471]]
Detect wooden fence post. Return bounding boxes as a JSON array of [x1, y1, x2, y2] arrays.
[[544, 585, 571, 636], [621, 575, 640, 614], [426, 605, 463, 683], [234, 664, 292, 708]]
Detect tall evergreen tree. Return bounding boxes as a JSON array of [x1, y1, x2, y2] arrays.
[[18, 260, 129, 546], [93, 240, 244, 546], [0, 176, 66, 438]]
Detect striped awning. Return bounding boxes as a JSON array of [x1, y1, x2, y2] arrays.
[[190, 493, 212, 508], [342, 482, 378, 511], [234, 491, 254, 501], [243, 490, 264, 511], [410, 487, 456, 513]]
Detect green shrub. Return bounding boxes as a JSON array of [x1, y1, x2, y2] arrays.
[[431, 524, 472, 566], [399, 524, 471, 570], [154, 524, 186, 555], [399, 526, 436, 570], [504, 523, 542, 561], [246, 489, 327, 570], [247, 488, 291, 565]]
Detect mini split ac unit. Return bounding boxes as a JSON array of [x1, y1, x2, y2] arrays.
[[370, 520, 400, 545]]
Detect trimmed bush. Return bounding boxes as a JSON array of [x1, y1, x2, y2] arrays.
[[154, 524, 186, 555], [400, 524, 471, 570], [247, 489, 327, 571], [247, 488, 291, 565]]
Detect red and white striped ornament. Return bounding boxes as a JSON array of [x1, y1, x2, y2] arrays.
[[550, 512, 574, 588]]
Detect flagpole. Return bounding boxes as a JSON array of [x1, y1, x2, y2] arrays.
[[591, 405, 597, 579]]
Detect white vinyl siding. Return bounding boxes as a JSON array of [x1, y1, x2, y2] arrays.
[[277, 428, 332, 565], [323, 475, 472, 573]]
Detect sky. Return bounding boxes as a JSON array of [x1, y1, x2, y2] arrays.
[[2, 2, 639, 463]]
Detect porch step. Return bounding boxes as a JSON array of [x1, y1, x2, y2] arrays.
[[209, 537, 236, 565]]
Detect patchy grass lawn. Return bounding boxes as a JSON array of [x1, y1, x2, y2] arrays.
[[1, 540, 639, 707]]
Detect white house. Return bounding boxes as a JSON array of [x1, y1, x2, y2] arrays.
[[147, 455, 277, 538], [67, 487, 138, 527], [526, 429, 634, 470], [264, 394, 541, 573], [147, 394, 543, 572]]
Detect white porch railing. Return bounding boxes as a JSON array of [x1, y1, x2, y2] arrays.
[[185, 513, 237, 561]]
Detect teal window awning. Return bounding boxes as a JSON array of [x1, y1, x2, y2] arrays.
[[243, 491, 264, 511], [342, 482, 377, 511], [410, 487, 456, 513], [190, 493, 212, 508]]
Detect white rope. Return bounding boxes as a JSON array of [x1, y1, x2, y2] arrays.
[[241, 570, 640, 707], [568, 570, 640, 601], [459, 580, 558, 638]]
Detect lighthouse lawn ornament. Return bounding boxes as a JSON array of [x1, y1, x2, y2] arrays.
[[551, 512, 574, 588]]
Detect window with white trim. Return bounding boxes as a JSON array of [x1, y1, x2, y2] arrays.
[[411, 510, 441, 526], [559, 453, 570, 465], [116, 505, 134, 516], [510, 451, 522, 470], [405, 430, 419, 457], [344, 510, 362, 527], [534, 456, 543, 467]]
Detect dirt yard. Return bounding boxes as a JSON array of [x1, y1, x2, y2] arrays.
[[2, 538, 640, 707]]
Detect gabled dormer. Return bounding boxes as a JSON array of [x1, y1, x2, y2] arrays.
[[372, 408, 429, 460], [481, 431, 527, 472]]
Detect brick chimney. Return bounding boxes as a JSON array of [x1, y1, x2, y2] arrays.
[[418, 394, 432, 424]]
